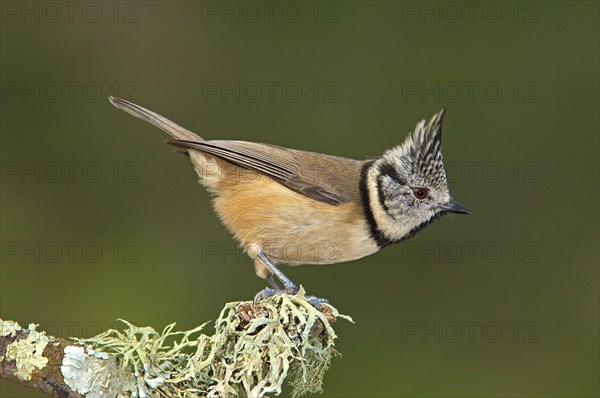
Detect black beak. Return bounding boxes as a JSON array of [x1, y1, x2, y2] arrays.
[[441, 200, 470, 215]]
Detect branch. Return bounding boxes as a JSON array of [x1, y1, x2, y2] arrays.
[[0, 320, 82, 397], [1, 288, 352, 398]]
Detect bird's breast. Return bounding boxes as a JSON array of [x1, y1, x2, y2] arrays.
[[212, 172, 379, 265]]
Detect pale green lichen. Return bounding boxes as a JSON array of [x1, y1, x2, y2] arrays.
[[74, 287, 352, 398], [61, 345, 140, 398], [0, 320, 22, 337], [4, 323, 49, 380]]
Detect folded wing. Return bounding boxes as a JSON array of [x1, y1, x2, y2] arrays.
[[167, 139, 367, 205]]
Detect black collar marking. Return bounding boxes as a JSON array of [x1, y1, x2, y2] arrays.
[[359, 161, 394, 248]]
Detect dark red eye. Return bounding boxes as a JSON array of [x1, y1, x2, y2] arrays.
[[412, 188, 428, 200]]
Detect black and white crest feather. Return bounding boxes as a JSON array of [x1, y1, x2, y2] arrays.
[[384, 109, 448, 191]]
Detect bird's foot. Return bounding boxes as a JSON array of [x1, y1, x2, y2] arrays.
[[253, 287, 278, 303], [253, 286, 329, 310], [305, 295, 330, 308], [253, 287, 294, 303]]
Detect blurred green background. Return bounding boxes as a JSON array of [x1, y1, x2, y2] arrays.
[[1, 1, 598, 397]]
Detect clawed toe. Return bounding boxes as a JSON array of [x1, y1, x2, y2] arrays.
[[305, 295, 329, 309], [253, 286, 298, 303], [253, 287, 278, 303], [253, 287, 329, 310]]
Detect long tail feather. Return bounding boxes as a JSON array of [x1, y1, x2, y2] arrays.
[[108, 96, 202, 142]]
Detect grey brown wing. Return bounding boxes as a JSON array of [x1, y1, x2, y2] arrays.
[[166, 139, 366, 205]]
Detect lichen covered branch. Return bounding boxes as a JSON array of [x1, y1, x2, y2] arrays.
[[1, 288, 352, 398], [0, 320, 82, 397]]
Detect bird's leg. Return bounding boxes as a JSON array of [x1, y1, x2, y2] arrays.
[[254, 274, 281, 302], [248, 244, 328, 308], [266, 274, 280, 290], [252, 250, 329, 308], [257, 251, 298, 293], [253, 250, 298, 303]]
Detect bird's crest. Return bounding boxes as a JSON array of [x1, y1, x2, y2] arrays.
[[387, 109, 449, 190]]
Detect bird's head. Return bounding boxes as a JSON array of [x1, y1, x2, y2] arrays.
[[363, 109, 469, 246]]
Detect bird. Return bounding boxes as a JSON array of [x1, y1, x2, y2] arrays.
[[109, 97, 469, 301]]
